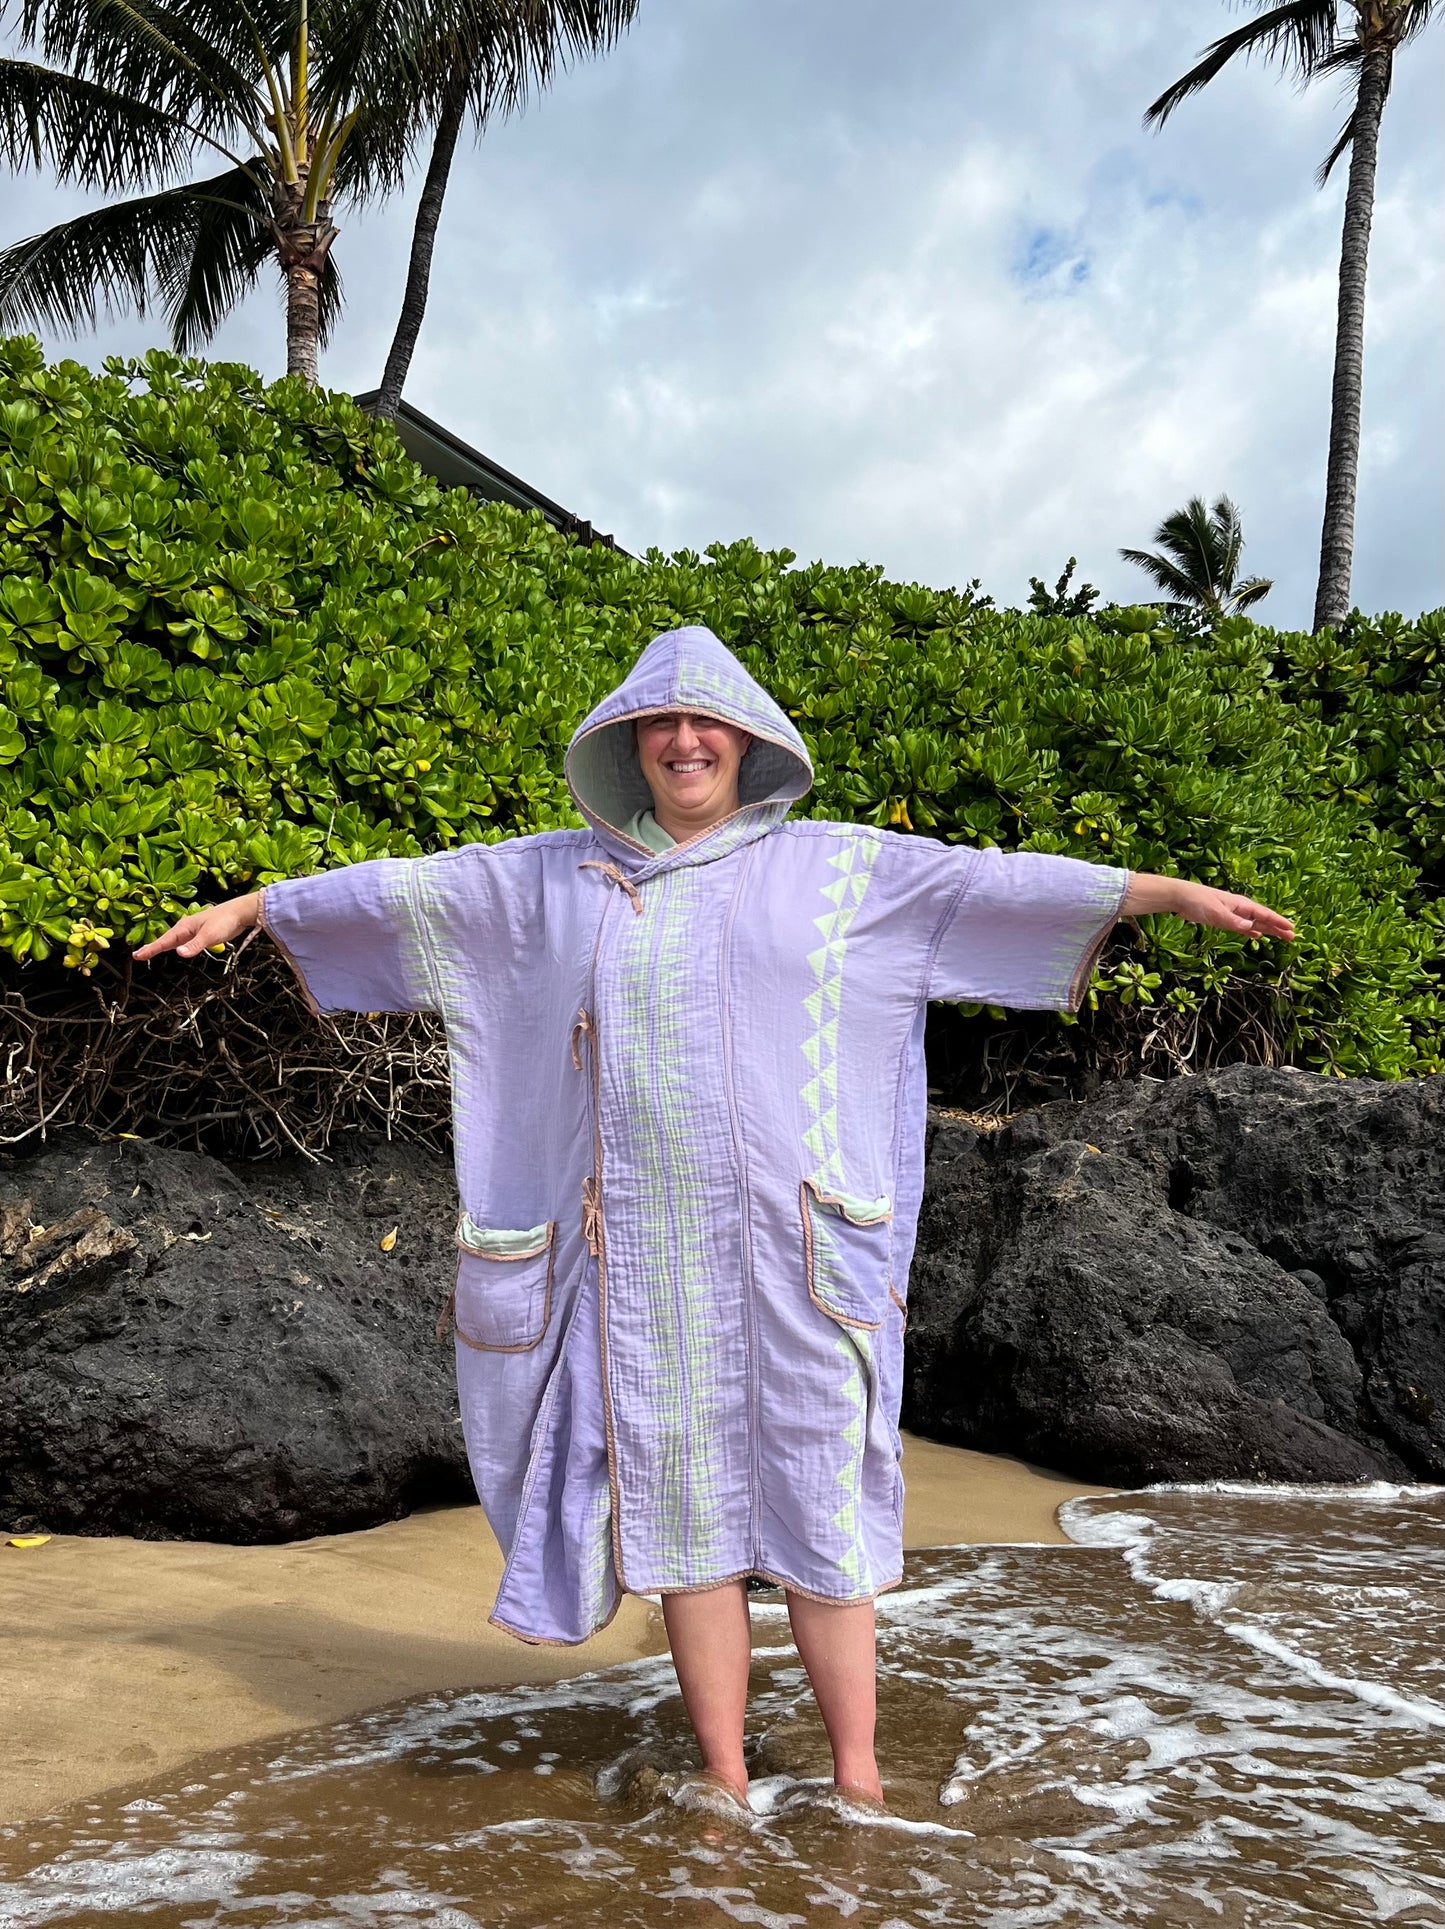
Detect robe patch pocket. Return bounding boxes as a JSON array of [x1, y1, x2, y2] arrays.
[[799, 1177, 894, 1331], [450, 1213, 556, 1353]]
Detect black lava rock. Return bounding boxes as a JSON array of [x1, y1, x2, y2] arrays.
[[7, 1065, 1441, 1540], [0, 1134, 472, 1541], [904, 1064, 1445, 1487]]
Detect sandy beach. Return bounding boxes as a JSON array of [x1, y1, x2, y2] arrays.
[[0, 1434, 1111, 1827]]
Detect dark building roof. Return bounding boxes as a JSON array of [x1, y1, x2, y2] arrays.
[[353, 392, 626, 553]]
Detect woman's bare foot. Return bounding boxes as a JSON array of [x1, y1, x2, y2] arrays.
[[697, 1767, 751, 1808], [670, 1767, 753, 1820], [834, 1779, 889, 1817], [830, 1745, 883, 1805]]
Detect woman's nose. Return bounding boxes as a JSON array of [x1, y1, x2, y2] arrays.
[[672, 719, 701, 752]]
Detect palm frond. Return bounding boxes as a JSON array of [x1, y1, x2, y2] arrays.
[[1144, 0, 1339, 128], [1211, 495, 1246, 585], [155, 163, 273, 348], [42, 0, 272, 156], [24, 0, 270, 92], [0, 168, 270, 340], [0, 56, 194, 189], [1314, 33, 1365, 76], [467, 0, 640, 117], [1397, 0, 1443, 46], [317, 247, 344, 347], [1316, 101, 1359, 184], [330, 0, 640, 200], [1153, 498, 1222, 600], [1123, 492, 1269, 610], [325, 93, 416, 199], [1117, 546, 1203, 604]]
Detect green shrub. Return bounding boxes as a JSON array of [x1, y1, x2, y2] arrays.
[[1272, 609, 1445, 890], [0, 334, 1440, 1118]]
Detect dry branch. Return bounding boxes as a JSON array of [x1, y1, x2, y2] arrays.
[[0, 943, 452, 1159]]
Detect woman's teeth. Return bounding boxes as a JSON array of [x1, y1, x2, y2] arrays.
[[667, 759, 711, 773]]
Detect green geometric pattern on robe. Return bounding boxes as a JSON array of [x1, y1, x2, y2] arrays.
[[801, 832, 882, 1194], [830, 1327, 874, 1593]]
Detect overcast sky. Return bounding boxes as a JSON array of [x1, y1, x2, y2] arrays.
[[5, 1, 1441, 627]]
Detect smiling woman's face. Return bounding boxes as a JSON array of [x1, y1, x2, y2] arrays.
[[634, 710, 753, 836]]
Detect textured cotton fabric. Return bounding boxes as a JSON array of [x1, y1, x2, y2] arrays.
[[259, 626, 1130, 1644], [620, 807, 675, 854]]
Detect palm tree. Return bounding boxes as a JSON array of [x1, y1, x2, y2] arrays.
[[372, 0, 639, 421], [1119, 495, 1273, 619], [1145, 0, 1441, 635], [0, 0, 420, 382]]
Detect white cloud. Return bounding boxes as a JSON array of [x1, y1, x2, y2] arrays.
[[1, 0, 1439, 624]]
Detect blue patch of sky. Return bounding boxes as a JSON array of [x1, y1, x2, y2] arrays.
[[1143, 185, 1205, 217], [1012, 225, 1091, 293]]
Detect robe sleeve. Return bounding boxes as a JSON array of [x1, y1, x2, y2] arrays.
[[257, 856, 440, 1016], [924, 845, 1130, 1012]]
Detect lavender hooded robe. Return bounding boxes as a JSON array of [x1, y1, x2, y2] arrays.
[[259, 626, 1129, 1644]]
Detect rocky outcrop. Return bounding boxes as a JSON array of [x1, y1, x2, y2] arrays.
[[4, 1066, 1440, 1543], [904, 1065, 1444, 1486], [0, 1135, 471, 1541]]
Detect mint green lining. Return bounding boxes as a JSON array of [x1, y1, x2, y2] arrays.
[[619, 807, 676, 854], [457, 1213, 551, 1258], [813, 1186, 892, 1226]]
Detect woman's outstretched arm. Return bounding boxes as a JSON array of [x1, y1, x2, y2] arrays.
[[134, 860, 438, 1017], [916, 847, 1296, 1015], [133, 891, 261, 961], [1122, 871, 1295, 941]]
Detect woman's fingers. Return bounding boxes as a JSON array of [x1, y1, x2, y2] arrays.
[[1209, 892, 1295, 940], [133, 893, 259, 963], [133, 913, 220, 961], [1234, 897, 1295, 940], [133, 916, 201, 961], [1172, 882, 1294, 939]]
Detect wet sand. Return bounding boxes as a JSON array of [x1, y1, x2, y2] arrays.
[[5, 1483, 1437, 1929], [0, 1434, 1109, 1827]]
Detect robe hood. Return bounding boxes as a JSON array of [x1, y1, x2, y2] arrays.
[[565, 626, 814, 868]]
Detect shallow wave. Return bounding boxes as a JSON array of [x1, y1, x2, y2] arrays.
[[1060, 1484, 1445, 1731], [2, 1490, 1442, 1928]]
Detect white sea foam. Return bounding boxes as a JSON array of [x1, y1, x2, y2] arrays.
[[3, 1499, 1441, 1929], [1060, 1485, 1445, 1732], [1053, 1507, 1160, 1547], [0, 1848, 262, 1924], [1087, 1479, 1445, 1501]]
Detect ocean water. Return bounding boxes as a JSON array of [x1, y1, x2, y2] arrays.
[[1, 1485, 1441, 1928]]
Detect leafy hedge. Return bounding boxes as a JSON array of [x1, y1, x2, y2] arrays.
[[0, 335, 1441, 1115]]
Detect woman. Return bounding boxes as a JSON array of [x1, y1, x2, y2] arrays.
[[136, 624, 1295, 1816]]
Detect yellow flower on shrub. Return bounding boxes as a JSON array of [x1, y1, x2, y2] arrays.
[[63, 918, 112, 974]]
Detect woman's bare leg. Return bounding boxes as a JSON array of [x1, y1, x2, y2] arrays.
[[660, 1581, 752, 1797], [784, 1592, 883, 1801]]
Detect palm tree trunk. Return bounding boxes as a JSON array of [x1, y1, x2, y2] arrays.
[[274, 173, 339, 387], [286, 261, 323, 383], [373, 62, 469, 420], [1312, 45, 1392, 634]]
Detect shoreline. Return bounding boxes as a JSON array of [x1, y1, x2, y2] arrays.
[[0, 1434, 1113, 1827]]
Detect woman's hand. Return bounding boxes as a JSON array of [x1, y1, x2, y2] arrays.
[[1122, 872, 1295, 941], [133, 891, 262, 962]]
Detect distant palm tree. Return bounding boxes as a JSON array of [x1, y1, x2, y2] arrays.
[[372, 0, 639, 421], [1145, 0, 1441, 635], [0, 0, 417, 382], [1120, 496, 1273, 619]]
